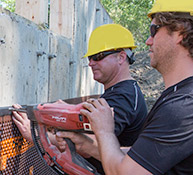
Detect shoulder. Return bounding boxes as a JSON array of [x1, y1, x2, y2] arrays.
[[102, 80, 147, 119], [103, 80, 146, 107], [145, 91, 193, 134], [102, 80, 143, 98]]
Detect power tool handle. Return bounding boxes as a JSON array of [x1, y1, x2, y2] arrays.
[[64, 138, 100, 175], [64, 138, 76, 153]]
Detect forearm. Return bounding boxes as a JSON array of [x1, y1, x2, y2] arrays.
[[78, 134, 100, 160], [96, 133, 126, 175], [96, 133, 151, 175]]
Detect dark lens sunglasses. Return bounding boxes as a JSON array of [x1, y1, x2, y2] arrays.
[[88, 50, 122, 61], [150, 24, 162, 37]]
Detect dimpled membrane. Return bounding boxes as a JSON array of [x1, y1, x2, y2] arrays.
[[0, 110, 60, 175]]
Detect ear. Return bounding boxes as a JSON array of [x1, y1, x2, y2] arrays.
[[118, 51, 127, 64], [175, 31, 184, 44]]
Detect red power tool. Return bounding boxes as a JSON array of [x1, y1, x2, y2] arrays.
[[10, 103, 100, 175]]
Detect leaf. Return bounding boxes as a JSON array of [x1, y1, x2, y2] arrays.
[[100, 0, 154, 51]]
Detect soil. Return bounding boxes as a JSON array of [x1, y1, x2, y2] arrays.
[[130, 51, 165, 111]]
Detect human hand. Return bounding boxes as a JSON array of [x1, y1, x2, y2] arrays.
[[12, 104, 33, 142], [56, 131, 93, 158], [80, 98, 114, 137]]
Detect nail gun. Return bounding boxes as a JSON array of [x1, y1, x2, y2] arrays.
[[10, 103, 100, 175]]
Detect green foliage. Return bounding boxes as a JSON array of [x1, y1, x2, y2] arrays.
[[0, 0, 15, 12], [100, 0, 155, 51]]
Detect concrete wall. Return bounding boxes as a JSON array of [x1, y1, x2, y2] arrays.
[[0, 0, 113, 107], [69, 0, 113, 98]]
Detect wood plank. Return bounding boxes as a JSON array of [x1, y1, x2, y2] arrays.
[[15, 0, 48, 24], [64, 94, 101, 104], [49, 0, 74, 37]]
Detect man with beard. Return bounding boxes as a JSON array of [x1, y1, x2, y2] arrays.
[[61, 0, 193, 174]]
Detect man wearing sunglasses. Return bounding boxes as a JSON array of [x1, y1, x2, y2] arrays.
[[66, 0, 193, 174], [56, 24, 148, 174], [12, 24, 147, 174]]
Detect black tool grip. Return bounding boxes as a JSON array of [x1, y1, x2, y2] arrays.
[[65, 138, 100, 175]]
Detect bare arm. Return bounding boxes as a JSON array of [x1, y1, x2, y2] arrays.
[[96, 131, 151, 175], [80, 98, 152, 175]]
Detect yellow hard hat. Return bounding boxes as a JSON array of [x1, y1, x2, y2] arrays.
[[83, 24, 136, 57], [148, 0, 193, 18]]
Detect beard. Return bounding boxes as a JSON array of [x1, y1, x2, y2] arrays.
[[151, 43, 176, 74]]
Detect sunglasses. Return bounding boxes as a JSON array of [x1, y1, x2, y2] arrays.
[[150, 24, 162, 37], [88, 50, 121, 61]]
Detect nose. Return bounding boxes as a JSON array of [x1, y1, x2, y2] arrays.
[[146, 36, 153, 46], [88, 58, 96, 67]]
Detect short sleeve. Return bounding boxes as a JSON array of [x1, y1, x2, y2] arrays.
[[128, 95, 193, 174]]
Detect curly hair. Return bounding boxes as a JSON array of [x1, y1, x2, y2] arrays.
[[154, 12, 193, 58]]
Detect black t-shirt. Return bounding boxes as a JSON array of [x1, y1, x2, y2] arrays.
[[128, 76, 193, 175], [87, 80, 148, 174], [101, 80, 148, 146]]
